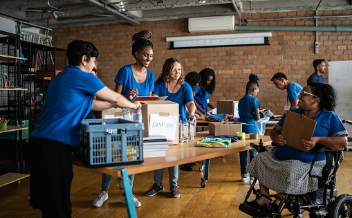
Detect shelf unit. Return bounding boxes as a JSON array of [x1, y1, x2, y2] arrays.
[[0, 30, 29, 186]]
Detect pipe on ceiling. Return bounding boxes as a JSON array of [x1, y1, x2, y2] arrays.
[[235, 25, 352, 32], [230, 0, 241, 16]]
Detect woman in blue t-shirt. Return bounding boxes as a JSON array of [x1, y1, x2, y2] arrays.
[[29, 40, 140, 218], [242, 83, 347, 213], [193, 68, 216, 116], [146, 57, 196, 198], [238, 74, 261, 182], [94, 30, 155, 208]]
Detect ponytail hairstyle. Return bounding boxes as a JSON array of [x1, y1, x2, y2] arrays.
[[308, 82, 337, 111], [199, 68, 216, 94], [246, 74, 259, 92], [131, 30, 153, 58]]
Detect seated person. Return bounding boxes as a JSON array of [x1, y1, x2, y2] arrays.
[[243, 83, 347, 212]]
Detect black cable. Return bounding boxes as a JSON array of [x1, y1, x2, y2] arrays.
[[162, 0, 179, 9]]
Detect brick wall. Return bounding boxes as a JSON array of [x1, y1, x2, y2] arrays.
[[50, 9, 352, 115]]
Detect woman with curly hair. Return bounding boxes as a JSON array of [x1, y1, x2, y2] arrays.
[[146, 57, 196, 198], [93, 30, 155, 209]]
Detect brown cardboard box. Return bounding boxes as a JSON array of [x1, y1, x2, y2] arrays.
[[208, 122, 242, 136], [141, 101, 179, 144], [217, 100, 239, 117], [93, 108, 123, 119]]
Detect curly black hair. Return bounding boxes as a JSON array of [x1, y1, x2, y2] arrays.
[[199, 68, 216, 94], [185, 71, 201, 88], [131, 30, 153, 59], [246, 74, 259, 92], [308, 82, 337, 111]]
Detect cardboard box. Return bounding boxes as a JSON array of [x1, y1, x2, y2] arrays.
[[141, 101, 179, 144], [93, 108, 123, 119], [217, 100, 239, 117], [208, 122, 242, 136]]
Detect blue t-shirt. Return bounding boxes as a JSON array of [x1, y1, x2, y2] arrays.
[[153, 80, 194, 121], [31, 66, 105, 146], [287, 82, 303, 104], [193, 85, 210, 114], [114, 65, 155, 96], [238, 94, 261, 134], [275, 108, 347, 163], [307, 73, 325, 84]]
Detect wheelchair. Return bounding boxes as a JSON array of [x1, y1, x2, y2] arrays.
[[239, 138, 352, 218]]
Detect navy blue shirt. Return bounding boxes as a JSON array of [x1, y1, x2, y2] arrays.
[[307, 72, 325, 84], [238, 94, 261, 134], [31, 66, 105, 146], [153, 80, 194, 122]]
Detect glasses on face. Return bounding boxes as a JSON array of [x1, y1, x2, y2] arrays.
[[299, 90, 318, 98]]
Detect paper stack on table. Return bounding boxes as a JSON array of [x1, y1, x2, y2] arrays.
[[143, 135, 172, 158]]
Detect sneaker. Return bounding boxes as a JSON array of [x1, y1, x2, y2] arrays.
[[241, 176, 250, 182], [121, 194, 142, 207], [93, 190, 108, 207], [146, 183, 164, 196], [250, 176, 259, 184], [170, 186, 180, 198], [199, 165, 204, 172]]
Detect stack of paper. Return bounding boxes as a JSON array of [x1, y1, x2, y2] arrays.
[[143, 135, 172, 158]]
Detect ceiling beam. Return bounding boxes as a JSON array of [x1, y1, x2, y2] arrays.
[[80, 0, 140, 26]]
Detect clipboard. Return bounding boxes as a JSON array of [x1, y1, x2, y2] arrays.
[[281, 110, 317, 152], [132, 96, 167, 102]]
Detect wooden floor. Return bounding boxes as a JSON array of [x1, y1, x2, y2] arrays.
[[1, 151, 352, 218]]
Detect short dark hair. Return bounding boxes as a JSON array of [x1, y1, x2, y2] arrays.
[[66, 40, 99, 66], [271, 72, 287, 81], [313, 59, 325, 69], [131, 30, 153, 58], [308, 82, 336, 111], [185, 71, 201, 88], [199, 68, 216, 94]]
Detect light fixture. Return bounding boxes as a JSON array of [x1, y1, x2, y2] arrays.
[[198, 0, 206, 4], [166, 32, 272, 49]]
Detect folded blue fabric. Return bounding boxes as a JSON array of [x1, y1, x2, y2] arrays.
[[207, 113, 228, 122], [208, 135, 242, 142]]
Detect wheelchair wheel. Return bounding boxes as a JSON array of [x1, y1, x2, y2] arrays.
[[329, 194, 352, 218]]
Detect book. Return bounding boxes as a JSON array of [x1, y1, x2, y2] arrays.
[[143, 135, 167, 143], [143, 150, 166, 158]]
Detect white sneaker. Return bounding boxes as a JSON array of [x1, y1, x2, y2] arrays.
[[93, 190, 108, 207], [121, 194, 142, 208], [241, 176, 250, 182]]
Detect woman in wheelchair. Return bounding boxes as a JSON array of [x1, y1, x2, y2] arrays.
[[241, 83, 348, 215]]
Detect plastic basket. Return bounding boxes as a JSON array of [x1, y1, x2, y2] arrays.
[[77, 118, 144, 168]]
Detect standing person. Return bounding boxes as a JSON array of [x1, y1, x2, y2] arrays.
[[271, 72, 302, 109], [193, 68, 216, 115], [238, 74, 261, 182], [29, 40, 141, 218], [146, 57, 196, 198], [93, 30, 155, 208], [307, 59, 326, 84]]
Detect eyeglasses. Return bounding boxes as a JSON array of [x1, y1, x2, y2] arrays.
[[299, 91, 318, 98]]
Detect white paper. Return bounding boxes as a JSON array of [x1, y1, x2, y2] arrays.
[[149, 114, 177, 140]]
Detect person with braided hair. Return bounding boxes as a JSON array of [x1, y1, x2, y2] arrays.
[[93, 30, 155, 208], [238, 74, 261, 182]]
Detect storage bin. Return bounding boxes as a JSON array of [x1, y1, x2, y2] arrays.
[[77, 118, 144, 167]]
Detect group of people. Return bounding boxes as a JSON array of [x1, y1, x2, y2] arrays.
[[28, 28, 347, 218], [238, 59, 348, 215], [29, 30, 217, 218]]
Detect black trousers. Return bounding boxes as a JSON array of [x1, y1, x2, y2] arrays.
[[29, 137, 73, 218]]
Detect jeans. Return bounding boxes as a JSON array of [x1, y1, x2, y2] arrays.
[[154, 165, 178, 188], [101, 173, 134, 190], [239, 149, 257, 177]]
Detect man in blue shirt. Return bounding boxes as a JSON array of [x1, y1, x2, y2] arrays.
[[307, 59, 326, 84], [271, 72, 302, 108]]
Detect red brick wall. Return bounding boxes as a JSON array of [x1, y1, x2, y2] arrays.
[[50, 9, 352, 115]]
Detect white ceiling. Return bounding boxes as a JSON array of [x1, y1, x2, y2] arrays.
[[0, 0, 351, 29]]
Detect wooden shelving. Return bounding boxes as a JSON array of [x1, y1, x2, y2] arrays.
[[0, 54, 27, 61], [0, 126, 28, 134], [0, 88, 28, 91], [0, 172, 29, 187]]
